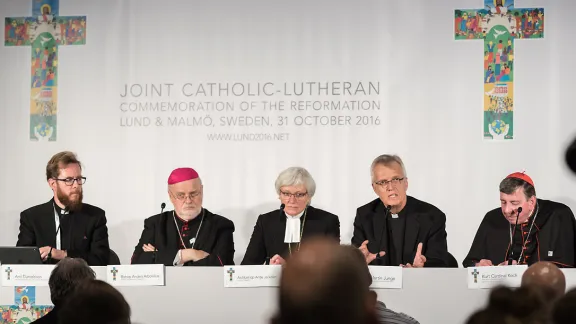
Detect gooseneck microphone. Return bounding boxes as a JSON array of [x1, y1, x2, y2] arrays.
[[152, 202, 166, 264], [508, 207, 522, 265], [375, 205, 392, 261], [267, 204, 286, 265]]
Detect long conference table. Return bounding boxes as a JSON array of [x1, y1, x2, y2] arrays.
[[2, 267, 576, 324]]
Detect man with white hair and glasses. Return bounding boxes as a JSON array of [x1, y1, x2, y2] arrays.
[[352, 155, 449, 268], [242, 167, 340, 265], [131, 167, 235, 266]]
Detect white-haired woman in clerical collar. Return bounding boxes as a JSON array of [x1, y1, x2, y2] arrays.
[[241, 167, 340, 266]]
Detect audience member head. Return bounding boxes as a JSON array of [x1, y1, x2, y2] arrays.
[[466, 286, 549, 324], [58, 279, 131, 324], [273, 237, 377, 324], [552, 288, 576, 324], [521, 261, 566, 302], [48, 258, 95, 307]]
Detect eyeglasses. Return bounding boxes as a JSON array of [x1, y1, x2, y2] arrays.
[[373, 178, 404, 188], [280, 191, 308, 200], [170, 191, 201, 201], [54, 177, 86, 186]]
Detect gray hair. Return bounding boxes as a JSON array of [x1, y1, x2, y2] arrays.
[[370, 154, 407, 181], [275, 167, 316, 198], [48, 258, 96, 306]]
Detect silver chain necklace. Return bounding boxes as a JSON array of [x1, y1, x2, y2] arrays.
[[508, 202, 539, 263], [172, 208, 205, 249]]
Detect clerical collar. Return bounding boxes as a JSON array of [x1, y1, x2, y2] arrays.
[[284, 209, 305, 243], [285, 209, 305, 218], [388, 199, 408, 217], [390, 204, 407, 219], [53, 200, 68, 217]]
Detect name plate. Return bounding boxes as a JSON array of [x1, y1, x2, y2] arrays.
[[224, 265, 281, 288], [468, 265, 528, 289], [107, 265, 165, 286], [368, 266, 403, 289], [1, 265, 55, 286]]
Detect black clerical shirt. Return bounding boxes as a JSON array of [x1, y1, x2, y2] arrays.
[[352, 196, 449, 267], [388, 213, 407, 265]]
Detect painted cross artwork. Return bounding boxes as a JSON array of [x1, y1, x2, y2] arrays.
[[0, 287, 53, 324], [14, 286, 36, 307], [455, 0, 544, 140], [0, 305, 53, 324], [4, 0, 87, 141]]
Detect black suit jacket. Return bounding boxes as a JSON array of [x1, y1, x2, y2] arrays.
[[16, 200, 110, 266], [33, 307, 57, 324], [131, 209, 235, 266], [351, 196, 449, 267], [241, 206, 340, 265]]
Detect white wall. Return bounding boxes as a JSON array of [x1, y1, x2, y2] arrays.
[[1, 0, 575, 266]]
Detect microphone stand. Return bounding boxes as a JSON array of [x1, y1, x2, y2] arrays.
[[375, 205, 392, 261], [152, 203, 166, 264], [272, 204, 285, 264], [507, 207, 522, 265]]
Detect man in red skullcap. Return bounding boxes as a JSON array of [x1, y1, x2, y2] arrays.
[[463, 172, 576, 268], [130, 168, 235, 266]]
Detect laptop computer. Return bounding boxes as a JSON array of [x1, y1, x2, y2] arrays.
[[0, 247, 43, 265]]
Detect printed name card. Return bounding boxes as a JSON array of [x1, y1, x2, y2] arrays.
[[368, 266, 403, 289], [224, 265, 282, 288], [468, 265, 528, 289], [106, 265, 165, 286], [1, 265, 55, 286]]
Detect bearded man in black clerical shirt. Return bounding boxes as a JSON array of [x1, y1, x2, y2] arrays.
[[17, 151, 110, 266]]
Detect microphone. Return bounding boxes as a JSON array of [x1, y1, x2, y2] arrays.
[[508, 207, 522, 265], [152, 202, 166, 264], [375, 205, 392, 261], [271, 204, 286, 264], [50, 207, 68, 261]]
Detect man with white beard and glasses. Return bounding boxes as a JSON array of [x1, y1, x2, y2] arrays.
[[131, 167, 235, 266], [17, 151, 110, 266]]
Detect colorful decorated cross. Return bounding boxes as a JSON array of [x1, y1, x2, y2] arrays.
[[5, 0, 87, 141], [227, 268, 235, 281], [471, 269, 480, 283], [110, 267, 119, 281], [455, 0, 544, 140], [5, 267, 13, 280]]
